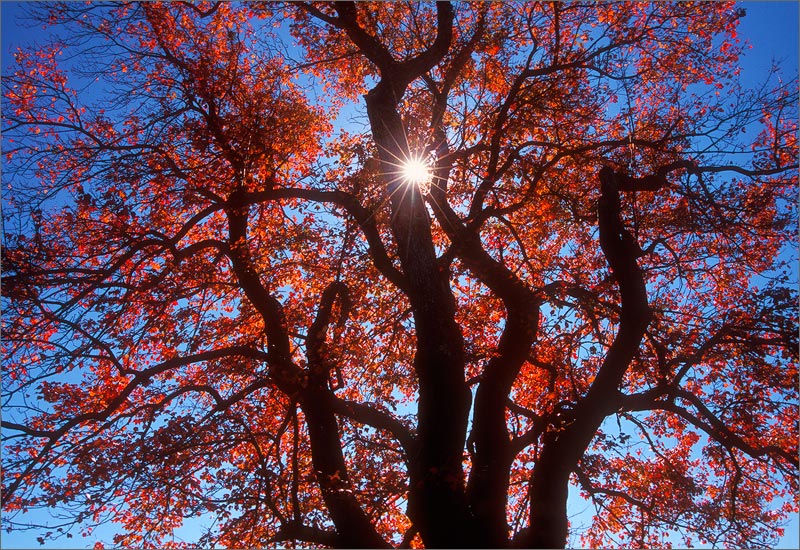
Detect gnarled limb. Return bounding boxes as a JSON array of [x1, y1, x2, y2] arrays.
[[527, 166, 652, 548]]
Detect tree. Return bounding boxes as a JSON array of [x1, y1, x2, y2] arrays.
[[2, 2, 797, 548]]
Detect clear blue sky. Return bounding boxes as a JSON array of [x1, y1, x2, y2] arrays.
[[1, 2, 797, 548]]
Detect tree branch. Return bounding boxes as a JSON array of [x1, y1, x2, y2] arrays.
[[330, 397, 417, 458]]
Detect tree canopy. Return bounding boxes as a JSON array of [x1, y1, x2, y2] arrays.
[[2, 2, 797, 548]]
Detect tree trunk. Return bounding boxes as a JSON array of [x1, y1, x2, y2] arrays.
[[527, 437, 573, 549], [365, 80, 474, 548]]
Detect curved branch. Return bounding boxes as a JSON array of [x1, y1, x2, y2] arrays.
[[618, 389, 799, 471], [330, 397, 417, 459], [268, 522, 338, 547], [615, 160, 799, 193], [225, 191, 292, 366], [297, 385, 391, 548], [238, 187, 408, 293], [332, 2, 396, 71], [526, 167, 652, 548], [671, 390, 798, 469]]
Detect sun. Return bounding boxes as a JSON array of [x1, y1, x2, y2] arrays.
[[400, 156, 432, 187]]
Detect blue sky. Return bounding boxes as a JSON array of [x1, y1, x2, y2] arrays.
[[1, 1, 798, 548]]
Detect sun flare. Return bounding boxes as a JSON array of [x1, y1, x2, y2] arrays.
[[400, 157, 432, 187]]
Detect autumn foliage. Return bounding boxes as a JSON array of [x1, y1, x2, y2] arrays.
[[2, 2, 797, 548]]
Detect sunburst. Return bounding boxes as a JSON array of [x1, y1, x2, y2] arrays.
[[399, 154, 433, 195]]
